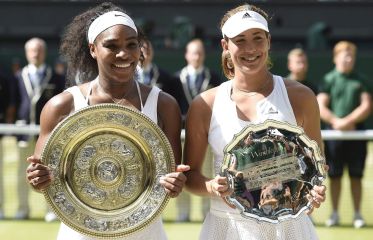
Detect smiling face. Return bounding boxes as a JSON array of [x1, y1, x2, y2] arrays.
[[89, 25, 140, 83], [222, 28, 270, 76]]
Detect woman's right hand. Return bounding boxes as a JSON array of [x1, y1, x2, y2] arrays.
[[208, 175, 233, 198], [208, 175, 235, 209], [26, 155, 53, 191]]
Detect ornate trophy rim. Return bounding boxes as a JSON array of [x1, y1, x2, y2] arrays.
[[221, 119, 326, 223], [41, 103, 175, 238]]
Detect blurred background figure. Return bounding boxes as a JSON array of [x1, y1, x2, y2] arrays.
[[11, 58, 22, 78], [173, 38, 222, 123], [317, 41, 371, 229], [0, 67, 17, 220], [287, 48, 318, 95], [286, 47, 318, 226], [138, 38, 173, 94], [165, 16, 194, 49], [54, 56, 67, 80], [306, 21, 332, 51], [15, 37, 65, 221], [173, 38, 222, 222]]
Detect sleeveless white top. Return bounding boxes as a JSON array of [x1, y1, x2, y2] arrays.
[[202, 75, 318, 240], [57, 81, 167, 240]]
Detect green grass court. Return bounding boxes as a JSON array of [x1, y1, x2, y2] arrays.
[[1, 136, 373, 239]]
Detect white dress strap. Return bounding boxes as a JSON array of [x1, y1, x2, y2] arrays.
[[64, 86, 89, 112], [135, 81, 144, 112], [142, 86, 161, 123]]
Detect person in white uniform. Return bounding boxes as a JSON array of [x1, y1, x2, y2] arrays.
[[25, 2, 189, 240], [184, 4, 327, 240]]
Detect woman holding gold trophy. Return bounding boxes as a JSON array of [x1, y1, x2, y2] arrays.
[[184, 3, 326, 240], [25, 2, 189, 240]]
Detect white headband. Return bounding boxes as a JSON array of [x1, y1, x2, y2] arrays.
[[221, 10, 269, 38], [87, 11, 137, 44]]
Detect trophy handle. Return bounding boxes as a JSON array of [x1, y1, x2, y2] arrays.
[[222, 169, 247, 213]]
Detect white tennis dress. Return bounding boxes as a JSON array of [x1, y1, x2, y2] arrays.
[[203, 75, 318, 240], [56, 80, 167, 240]]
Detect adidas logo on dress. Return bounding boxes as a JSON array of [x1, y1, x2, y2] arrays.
[[267, 107, 278, 114]]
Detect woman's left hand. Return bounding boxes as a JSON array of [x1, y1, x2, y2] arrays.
[[160, 164, 190, 198], [306, 184, 327, 215]]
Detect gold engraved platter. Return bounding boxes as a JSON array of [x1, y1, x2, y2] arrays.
[[221, 119, 326, 223], [41, 103, 175, 238]]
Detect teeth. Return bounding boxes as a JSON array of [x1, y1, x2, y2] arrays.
[[242, 55, 258, 61], [242, 56, 257, 61], [114, 63, 131, 68]]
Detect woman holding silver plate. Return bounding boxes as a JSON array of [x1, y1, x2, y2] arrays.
[[184, 4, 326, 240], [25, 2, 189, 240]]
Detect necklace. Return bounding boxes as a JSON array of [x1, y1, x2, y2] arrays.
[[97, 80, 134, 104], [232, 75, 272, 97]]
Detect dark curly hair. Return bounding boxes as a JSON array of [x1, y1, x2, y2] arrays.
[[60, 2, 144, 85]]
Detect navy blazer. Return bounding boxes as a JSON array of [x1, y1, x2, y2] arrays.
[[172, 66, 223, 119], [139, 64, 174, 95], [16, 65, 65, 141]]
